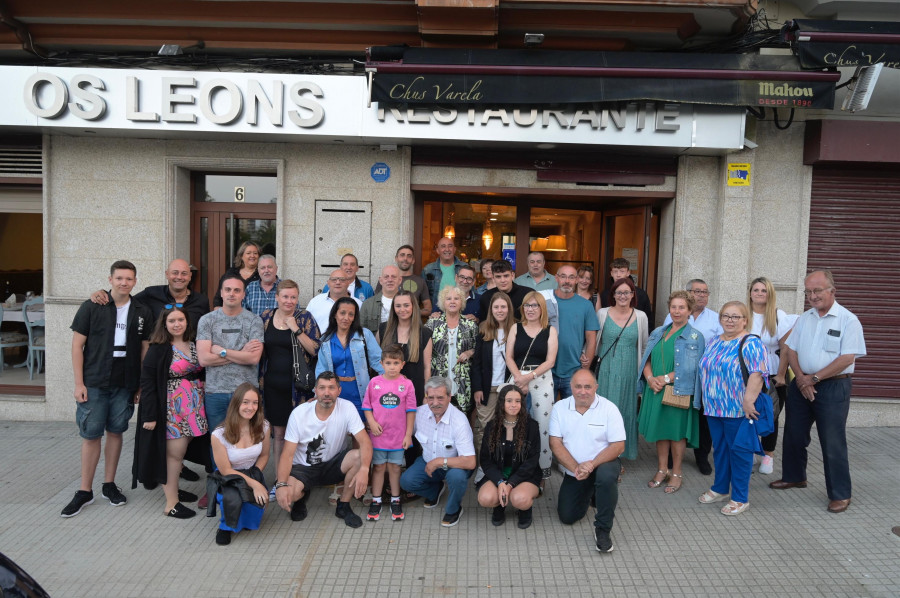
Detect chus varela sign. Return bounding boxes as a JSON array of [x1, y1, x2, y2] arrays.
[[3, 66, 363, 136]]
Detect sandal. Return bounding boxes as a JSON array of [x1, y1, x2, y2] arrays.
[[648, 470, 670, 489], [328, 484, 343, 506], [664, 473, 683, 494], [698, 489, 730, 504], [721, 500, 750, 516]]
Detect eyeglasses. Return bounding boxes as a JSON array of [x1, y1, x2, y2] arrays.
[[690, 290, 710, 296], [721, 314, 744, 322], [613, 291, 633, 298], [523, 303, 540, 309], [456, 275, 475, 283], [803, 287, 832, 297], [164, 303, 184, 309]]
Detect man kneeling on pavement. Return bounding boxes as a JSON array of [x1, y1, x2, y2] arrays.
[[273, 371, 372, 528], [550, 369, 625, 553], [400, 376, 476, 527]]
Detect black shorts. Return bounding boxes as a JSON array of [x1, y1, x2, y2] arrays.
[[289, 449, 351, 489]]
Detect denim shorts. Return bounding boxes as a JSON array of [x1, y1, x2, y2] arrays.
[[76, 387, 135, 439], [372, 449, 404, 466]]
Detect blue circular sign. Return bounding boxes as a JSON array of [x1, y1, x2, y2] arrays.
[[371, 162, 391, 183]]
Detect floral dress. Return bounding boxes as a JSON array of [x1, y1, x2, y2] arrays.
[[426, 314, 478, 413], [166, 343, 207, 439]]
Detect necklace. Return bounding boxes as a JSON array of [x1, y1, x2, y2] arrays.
[[503, 419, 517, 425]]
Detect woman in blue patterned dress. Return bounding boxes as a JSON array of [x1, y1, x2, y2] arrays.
[[697, 301, 768, 516]]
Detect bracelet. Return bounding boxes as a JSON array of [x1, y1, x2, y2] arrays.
[[274, 481, 289, 489], [532, 371, 537, 379]]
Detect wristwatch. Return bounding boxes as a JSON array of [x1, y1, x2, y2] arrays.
[[811, 374, 820, 384], [663, 374, 671, 384], [219, 349, 227, 358], [442, 458, 449, 471]]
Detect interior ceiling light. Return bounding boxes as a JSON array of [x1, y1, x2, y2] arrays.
[[483, 204, 494, 250], [444, 205, 456, 239], [546, 235, 568, 252], [530, 237, 549, 252]]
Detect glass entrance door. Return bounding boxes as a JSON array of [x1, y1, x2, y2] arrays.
[[190, 173, 276, 307]]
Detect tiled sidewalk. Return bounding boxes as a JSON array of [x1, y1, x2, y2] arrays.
[[0, 421, 898, 597]]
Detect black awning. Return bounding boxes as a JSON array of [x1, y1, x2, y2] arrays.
[[366, 48, 839, 109], [782, 19, 900, 69]]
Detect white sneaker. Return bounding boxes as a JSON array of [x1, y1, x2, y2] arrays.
[[759, 455, 774, 475]]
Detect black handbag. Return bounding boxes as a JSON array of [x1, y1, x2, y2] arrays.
[[290, 331, 315, 392]]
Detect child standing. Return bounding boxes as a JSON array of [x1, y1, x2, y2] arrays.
[[362, 344, 416, 521]]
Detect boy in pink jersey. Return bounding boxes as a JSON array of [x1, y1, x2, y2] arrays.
[[362, 345, 416, 521]]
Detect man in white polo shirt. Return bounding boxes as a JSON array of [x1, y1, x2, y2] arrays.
[[549, 368, 625, 553], [399, 376, 475, 528]]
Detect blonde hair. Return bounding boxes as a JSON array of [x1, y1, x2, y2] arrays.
[[719, 301, 752, 333], [668, 289, 695, 313], [747, 277, 777, 338], [519, 291, 549, 328], [437, 285, 467, 313]]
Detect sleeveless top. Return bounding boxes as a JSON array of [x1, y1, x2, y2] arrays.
[[512, 323, 549, 369]]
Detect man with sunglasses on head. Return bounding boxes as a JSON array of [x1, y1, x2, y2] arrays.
[[89, 258, 210, 326], [307, 269, 363, 334]]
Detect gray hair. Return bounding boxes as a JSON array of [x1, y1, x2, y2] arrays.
[[437, 285, 467, 312], [807, 269, 835, 289], [424, 376, 452, 397], [686, 278, 707, 291], [259, 254, 276, 264]]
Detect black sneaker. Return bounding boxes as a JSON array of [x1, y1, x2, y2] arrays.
[[335, 501, 363, 528], [491, 506, 506, 526], [101, 483, 127, 506], [441, 508, 462, 527], [423, 483, 446, 509], [215, 529, 232, 546], [290, 495, 309, 522], [60, 490, 94, 518], [367, 501, 382, 521], [180, 466, 200, 482], [517, 507, 533, 530], [595, 527, 614, 553], [390, 501, 404, 521]]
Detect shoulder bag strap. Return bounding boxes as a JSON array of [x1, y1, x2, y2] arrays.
[[517, 324, 538, 371], [738, 334, 768, 392], [596, 309, 634, 366]]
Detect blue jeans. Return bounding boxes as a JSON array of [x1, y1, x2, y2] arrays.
[[400, 457, 472, 515], [76, 387, 134, 439], [205, 392, 232, 469], [553, 373, 572, 402], [707, 416, 753, 503], [782, 378, 852, 500]]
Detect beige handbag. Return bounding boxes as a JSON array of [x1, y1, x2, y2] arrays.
[[661, 385, 691, 410]]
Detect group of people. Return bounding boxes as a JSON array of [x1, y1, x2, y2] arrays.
[[60, 239, 866, 554]]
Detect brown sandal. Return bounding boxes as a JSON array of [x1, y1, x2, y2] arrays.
[[648, 470, 670, 488]]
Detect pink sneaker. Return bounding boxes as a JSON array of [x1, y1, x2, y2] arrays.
[[759, 455, 774, 475]]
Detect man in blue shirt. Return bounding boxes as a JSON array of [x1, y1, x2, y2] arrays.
[[243, 254, 280, 315], [770, 270, 866, 514], [514, 252, 558, 291], [551, 265, 599, 401], [422, 237, 466, 304]]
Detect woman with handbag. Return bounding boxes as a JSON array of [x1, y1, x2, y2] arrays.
[[595, 277, 649, 462], [259, 279, 320, 494], [747, 277, 797, 474], [505, 291, 558, 481], [425, 286, 478, 414], [697, 301, 768, 516], [316, 296, 384, 422], [209, 383, 270, 545], [471, 292, 515, 462], [637, 290, 705, 494]]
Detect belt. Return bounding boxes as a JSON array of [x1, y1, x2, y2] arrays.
[[520, 365, 538, 372], [824, 374, 851, 381], [338, 375, 356, 382]]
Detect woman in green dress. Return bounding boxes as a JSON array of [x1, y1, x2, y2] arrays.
[[637, 290, 705, 494], [595, 277, 648, 461]]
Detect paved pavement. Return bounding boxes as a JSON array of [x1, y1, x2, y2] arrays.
[[0, 421, 898, 597]]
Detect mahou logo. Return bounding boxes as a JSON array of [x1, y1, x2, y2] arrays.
[[758, 82, 814, 98]]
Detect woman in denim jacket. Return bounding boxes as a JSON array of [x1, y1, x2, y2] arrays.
[[636, 290, 705, 494], [316, 297, 384, 422]]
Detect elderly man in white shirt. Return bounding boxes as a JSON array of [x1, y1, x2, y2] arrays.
[[549, 369, 625, 553], [399, 376, 475, 528]]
